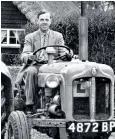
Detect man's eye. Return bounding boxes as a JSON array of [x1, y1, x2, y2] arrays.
[[45, 19, 49, 22], [40, 19, 44, 21]]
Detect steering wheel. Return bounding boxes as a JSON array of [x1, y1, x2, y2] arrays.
[[33, 45, 72, 63]]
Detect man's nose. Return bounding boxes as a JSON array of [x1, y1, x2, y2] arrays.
[[43, 20, 48, 23]]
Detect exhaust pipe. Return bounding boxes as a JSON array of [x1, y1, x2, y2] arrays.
[[79, 2, 88, 61]]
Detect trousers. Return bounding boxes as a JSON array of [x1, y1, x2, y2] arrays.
[[16, 64, 40, 105]]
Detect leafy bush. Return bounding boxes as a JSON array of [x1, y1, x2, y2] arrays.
[[19, 9, 115, 71], [2, 53, 21, 66]]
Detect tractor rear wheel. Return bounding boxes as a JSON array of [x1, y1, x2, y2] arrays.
[[5, 111, 30, 139], [1, 89, 7, 139]]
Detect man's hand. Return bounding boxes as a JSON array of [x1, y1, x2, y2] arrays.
[[59, 49, 73, 61], [26, 53, 37, 64], [21, 52, 36, 64], [28, 53, 36, 61], [65, 50, 73, 61], [66, 49, 73, 56], [60, 49, 73, 56]]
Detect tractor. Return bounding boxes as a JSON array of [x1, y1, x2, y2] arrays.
[[5, 44, 115, 139], [4, 2, 115, 139]]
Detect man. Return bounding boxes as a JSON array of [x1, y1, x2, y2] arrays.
[[17, 11, 71, 113]]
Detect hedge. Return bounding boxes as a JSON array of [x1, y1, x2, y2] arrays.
[[2, 53, 21, 65]]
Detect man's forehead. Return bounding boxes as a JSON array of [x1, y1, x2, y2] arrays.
[[39, 13, 51, 19]]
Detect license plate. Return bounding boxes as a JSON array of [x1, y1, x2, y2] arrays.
[[66, 121, 115, 133]]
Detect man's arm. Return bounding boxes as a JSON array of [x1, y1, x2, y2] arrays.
[[56, 33, 66, 55], [56, 33, 64, 46], [56, 33, 73, 57], [21, 34, 34, 64]]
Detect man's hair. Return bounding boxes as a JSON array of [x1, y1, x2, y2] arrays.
[[37, 10, 52, 19]]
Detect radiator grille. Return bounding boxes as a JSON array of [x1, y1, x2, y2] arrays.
[[72, 77, 111, 120], [73, 97, 89, 120], [95, 78, 110, 120]]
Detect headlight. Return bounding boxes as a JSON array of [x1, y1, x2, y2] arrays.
[[45, 74, 60, 88]]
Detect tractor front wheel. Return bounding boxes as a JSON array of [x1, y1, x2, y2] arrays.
[[5, 111, 30, 139], [1, 96, 7, 139]]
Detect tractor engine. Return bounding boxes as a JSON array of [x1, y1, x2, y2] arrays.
[[36, 74, 64, 118]]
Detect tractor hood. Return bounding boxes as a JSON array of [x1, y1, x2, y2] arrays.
[[39, 61, 72, 74], [39, 60, 114, 85]]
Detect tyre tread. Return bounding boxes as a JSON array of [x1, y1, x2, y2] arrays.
[[8, 111, 30, 139]]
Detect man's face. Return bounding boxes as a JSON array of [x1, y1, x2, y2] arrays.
[[38, 13, 52, 32]]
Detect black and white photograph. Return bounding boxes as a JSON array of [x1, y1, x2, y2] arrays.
[[1, 1, 115, 139]]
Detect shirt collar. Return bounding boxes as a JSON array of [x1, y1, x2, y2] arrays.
[[39, 29, 50, 38]]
